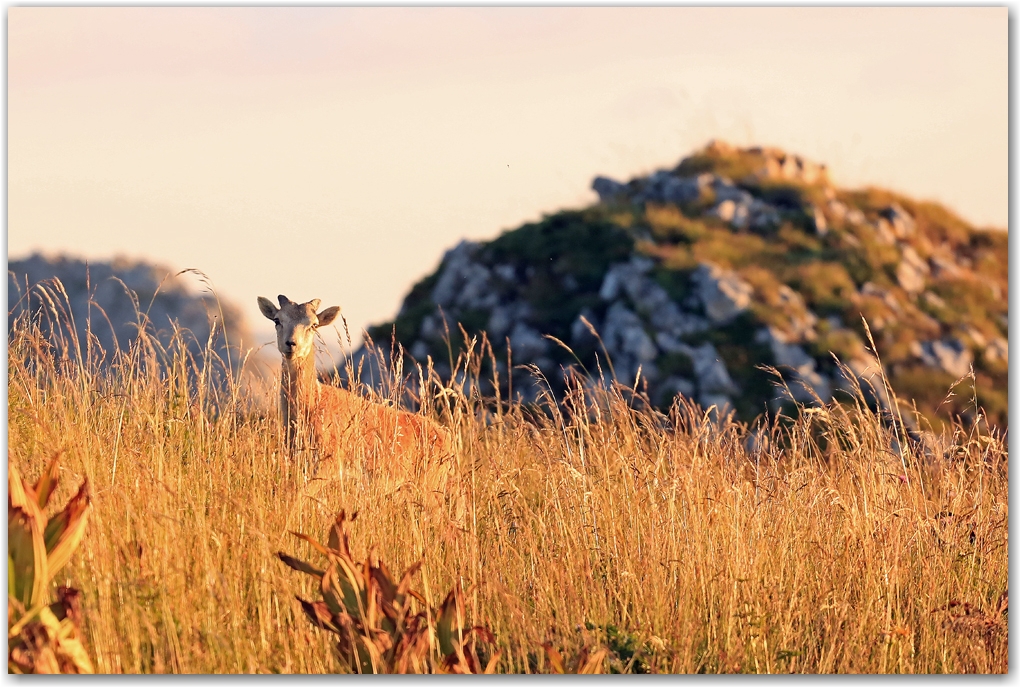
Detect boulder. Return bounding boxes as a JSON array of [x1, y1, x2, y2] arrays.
[[597, 301, 659, 385], [599, 256, 653, 301], [603, 302, 658, 363], [748, 201, 781, 230], [492, 263, 517, 283], [928, 254, 960, 279], [654, 331, 686, 354], [912, 337, 973, 378], [896, 246, 930, 294], [921, 291, 947, 310], [703, 179, 777, 231], [711, 198, 762, 229], [834, 354, 892, 411], [592, 176, 628, 203], [599, 257, 702, 335], [431, 240, 498, 310], [661, 174, 711, 204], [660, 375, 696, 401], [633, 171, 714, 205], [712, 178, 754, 205], [410, 340, 430, 360], [710, 199, 738, 223], [753, 149, 828, 185], [826, 198, 848, 225], [872, 218, 898, 245], [985, 337, 1008, 365], [860, 282, 901, 312], [690, 342, 739, 396], [692, 262, 753, 324], [810, 205, 828, 235], [881, 203, 916, 239], [755, 327, 831, 403], [419, 309, 471, 343], [487, 301, 532, 341], [774, 285, 819, 341], [699, 392, 734, 420], [509, 322, 550, 361], [962, 324, 987, 349], [570, 308, 600, 348]]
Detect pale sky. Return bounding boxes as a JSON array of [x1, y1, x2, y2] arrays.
[[7, 7, 1008, 356]]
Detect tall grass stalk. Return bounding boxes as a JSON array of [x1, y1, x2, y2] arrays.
[[7, 278, 1007, 673]]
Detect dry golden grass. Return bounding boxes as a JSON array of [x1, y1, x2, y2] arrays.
[[7, 281, 1008, 673]]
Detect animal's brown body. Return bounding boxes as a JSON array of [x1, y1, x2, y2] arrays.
[[258, 294, 449, 465]]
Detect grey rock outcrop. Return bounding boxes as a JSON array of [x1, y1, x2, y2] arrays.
[[756, 327, 831, 404], [825, 196, 848, 225], [928, 254, 961, 279], [431, 240, 498, 310], [690, 342, 739, 397], [508, 321, 550, 361], [602, 301, 658, 384], [872, 218, 898, 245], [897, 246, 930, 294], [748, 146, 829, 185], [570, 309, 599, 348], [355, 140, 1007, 430], [835, 354, 893, 411], [700, 392, 735, 419], [705, 177, 781, 230], [488, 301, 532, 341], [592, 176, 628, 203], [594, 167, 784, 232], [911, 337, 974, 378], [659, 375, 695, 401], [810, 205, 828, 235], [845, 207, 866, 226], [599, 257, 708, 339], [773, 285, 819, 342], [8, 253, 250, 370], [692, 262, 753, 324], [962, 324, 987, 349], [882, 203, 916, 239], [985, 337, 1008, 365], [631, 171, 714, 206]]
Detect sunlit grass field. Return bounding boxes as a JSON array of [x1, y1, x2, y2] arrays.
[[7, 281, 1008, 673]]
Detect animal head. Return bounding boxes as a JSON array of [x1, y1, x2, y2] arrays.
[[258, 294, 340, 361]]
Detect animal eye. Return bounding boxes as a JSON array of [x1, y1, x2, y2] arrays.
[[273, 318, 281, 327]]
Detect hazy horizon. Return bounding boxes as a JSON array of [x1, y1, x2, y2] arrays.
[[8, 7, 1007, 352]]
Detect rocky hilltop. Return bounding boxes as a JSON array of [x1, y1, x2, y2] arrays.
[[355, 141, 1008, 430], [9, 254, 251, 370]]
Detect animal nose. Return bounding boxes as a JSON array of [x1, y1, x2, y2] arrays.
[[285, 339, 296, 349]]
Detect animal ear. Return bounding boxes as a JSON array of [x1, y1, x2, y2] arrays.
[[316, 306, 341, 328], [257, 296, 279, 320], [308, 298, 321, 311], [277, 294, 292, 307]]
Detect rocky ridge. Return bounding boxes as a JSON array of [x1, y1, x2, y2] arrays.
[[9, 254, 250, 370], [356, 141, 1008, 429]]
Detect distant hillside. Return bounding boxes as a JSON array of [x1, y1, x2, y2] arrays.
[[8, 254, 251, 371], [354, 141, 1008, 430]]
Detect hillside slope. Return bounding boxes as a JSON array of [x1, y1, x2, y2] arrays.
[[357, 141, 1007, 429]]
